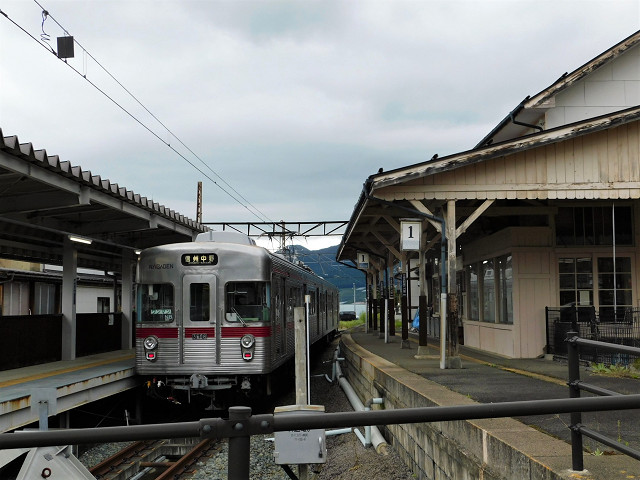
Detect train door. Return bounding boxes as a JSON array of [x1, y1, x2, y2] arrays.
[[182, 274, 217, 367]]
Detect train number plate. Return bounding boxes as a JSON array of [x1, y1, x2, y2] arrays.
[[192, 333, 208, 340]]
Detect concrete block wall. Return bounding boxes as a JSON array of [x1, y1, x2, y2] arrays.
[[339, 334, 575, 480]]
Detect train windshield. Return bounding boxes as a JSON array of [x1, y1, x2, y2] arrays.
[[225, 282, 270, 323], [137, 283, 175, 323]]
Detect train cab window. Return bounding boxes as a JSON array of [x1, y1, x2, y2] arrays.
[[138, 283, 174, 323], [225, 282, 270, 323], [190, 283, 210, 322]]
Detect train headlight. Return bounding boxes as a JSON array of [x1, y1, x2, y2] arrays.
[[240, 334, 255, 349], [240, 334, 255, 361], [143, 335, 158, 361], [144, 336, 159, 350]]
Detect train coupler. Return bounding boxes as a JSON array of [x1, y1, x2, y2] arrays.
[[240, 376, 251, 390]]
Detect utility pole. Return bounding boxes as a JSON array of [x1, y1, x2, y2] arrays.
[[196, 181, 202, 224]]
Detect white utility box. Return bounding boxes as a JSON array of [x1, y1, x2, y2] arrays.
[[273, 405, 326, 465]]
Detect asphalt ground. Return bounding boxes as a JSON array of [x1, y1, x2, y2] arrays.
[[348, 328, 640, 456]]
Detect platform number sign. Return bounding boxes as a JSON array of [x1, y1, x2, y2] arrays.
[[357, 252, 369, 270], [401, 220, 421, 251]]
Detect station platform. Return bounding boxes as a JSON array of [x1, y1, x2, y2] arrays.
[[345, 327, 640, 479], [0, 349, 138, 433]]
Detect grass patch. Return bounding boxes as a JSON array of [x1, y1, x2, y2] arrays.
[[590, 363, 640, 379]]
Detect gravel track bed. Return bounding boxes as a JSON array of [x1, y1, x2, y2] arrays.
[[80, 338, 413, 479]]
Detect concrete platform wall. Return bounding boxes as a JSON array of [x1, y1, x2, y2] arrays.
[[339, 334, 574, 480]]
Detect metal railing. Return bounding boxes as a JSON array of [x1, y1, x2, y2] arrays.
[[2, 391, 640, 478], [566, 331, 640, 471]]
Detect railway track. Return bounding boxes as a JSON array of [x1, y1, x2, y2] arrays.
[[89, 437, 223, 480]]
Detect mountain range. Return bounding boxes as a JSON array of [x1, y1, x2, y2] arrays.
[[284, 244, 366, 304]]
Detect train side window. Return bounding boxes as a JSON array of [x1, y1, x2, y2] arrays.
[[225, 282, 270, 323], [190, 283, 210, 322], [138, 283, 174, 323]]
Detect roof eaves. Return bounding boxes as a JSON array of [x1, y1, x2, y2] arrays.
[[524, 30, 640, 110], [0, 128, 205, 232], [372, 105, 640, 191]]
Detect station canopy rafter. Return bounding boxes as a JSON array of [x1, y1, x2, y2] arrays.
[[0, 129, 206, 272]]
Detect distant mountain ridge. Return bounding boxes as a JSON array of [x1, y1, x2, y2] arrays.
[[285, 244, 366, 303]]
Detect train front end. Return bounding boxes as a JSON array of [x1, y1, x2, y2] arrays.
[[134, 233, 274, 408]]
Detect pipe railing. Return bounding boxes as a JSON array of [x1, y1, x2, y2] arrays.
[[3, 394, 640, 479], [4, 335, 640, 478], [566, 332, 640, 471]]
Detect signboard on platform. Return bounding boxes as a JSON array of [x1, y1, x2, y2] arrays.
[[401, 220, 421, 251], [357, 252, 369, 270]]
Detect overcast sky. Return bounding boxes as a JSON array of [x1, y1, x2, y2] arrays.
[[1, 1, 639, 250]]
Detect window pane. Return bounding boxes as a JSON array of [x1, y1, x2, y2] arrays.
[[190, 283, 210, 322], [576, 258, 592, 273], [556, 206, 633, 246], [576, 274, 592, 289], [482, 260, 495, 322], [598, 274, 615, 289], [560, 291, 576, 306], [138, 284, 174, 323], [226, 282, 270, 323], [498, 255, 513, 324], [559, 274, 575, 289], [597, 257, 614, 272], [558, 258, 575, 274], [576, 290, 593, 306], [614, 206, 633, 245], [468, 264, 479, 321]]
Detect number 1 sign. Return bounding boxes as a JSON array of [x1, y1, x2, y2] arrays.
[[401, 220, 421, 251]]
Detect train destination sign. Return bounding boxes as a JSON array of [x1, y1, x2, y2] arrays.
[[181, 253, 219, 266]]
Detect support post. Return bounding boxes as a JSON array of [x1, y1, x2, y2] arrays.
[[378, 277, 385, 339], [228, 406, 252, 480], [121, 249, 134, 349], [387, 252, 395, 337], [446, 200, 461, 368], [61, 239, 78, 360], [417, 230, 429, 356], [294, 307, 308, 405], [372, 271, 379, 332], [401, 253, 409, 348], [567, 332, 584, 472]]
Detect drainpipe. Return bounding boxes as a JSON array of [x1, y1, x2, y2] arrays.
[[332, 347, 388, 454], [365, 194, 449, 369], [509, 109, 543, 133]]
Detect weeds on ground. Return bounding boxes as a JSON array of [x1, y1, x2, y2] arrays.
[[590, 363, 640, 379]]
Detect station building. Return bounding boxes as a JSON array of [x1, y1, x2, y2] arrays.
[[338, 30, 640, 359]]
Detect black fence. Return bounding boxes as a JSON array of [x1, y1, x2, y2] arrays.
[[546, 306, 640, 365], [0, 312, 126, 371], [76, 312, 123, 357], [0, 315, 63, 370]]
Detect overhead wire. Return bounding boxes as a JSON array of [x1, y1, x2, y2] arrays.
[[3, 2, 275, 224], [32, 0, 270, 223]]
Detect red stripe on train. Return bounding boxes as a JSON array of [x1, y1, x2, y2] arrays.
[[135, 327, 179, 338], [221, 327, 271, 338]]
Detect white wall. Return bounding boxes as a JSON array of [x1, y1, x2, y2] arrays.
[[77, 286, 114, 313], [546, 44, 640, 128]]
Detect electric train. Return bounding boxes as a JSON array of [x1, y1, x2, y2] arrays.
[[134, 231, 339, 408]]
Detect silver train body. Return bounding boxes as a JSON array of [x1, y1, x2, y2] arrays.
[[135, 231, 339, 407]]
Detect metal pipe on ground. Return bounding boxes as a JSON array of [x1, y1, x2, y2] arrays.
[[334, 347, 388, 454]]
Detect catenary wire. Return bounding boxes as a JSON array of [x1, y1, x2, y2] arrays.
[[3, 3, 274, 224], [32, 1, 267, 224]]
